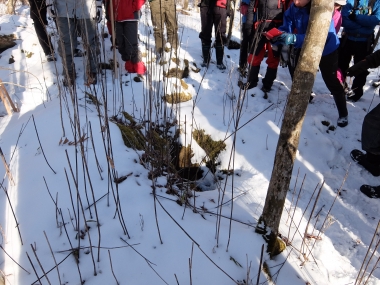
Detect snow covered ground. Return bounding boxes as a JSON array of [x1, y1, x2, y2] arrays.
[[0, 3, 380, 285]]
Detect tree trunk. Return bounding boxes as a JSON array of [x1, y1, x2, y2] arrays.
[[6, 0, 15, 14], [257, 0, 334, 256], [183, 0, 188, 10]]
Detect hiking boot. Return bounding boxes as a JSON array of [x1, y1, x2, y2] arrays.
[[241, 65, 260, 90], [215, 45, 225, 70], [74, 48, 84, 57], [238, 80, 257, 90], [262, 67, 277, 91], [217, 63, 226, 70], [351, 149, 380, 176], [46, 53, 56, 62], [360, 184, 380, 198], [337, 116, 348, 128], [201, 44, 211, 67]]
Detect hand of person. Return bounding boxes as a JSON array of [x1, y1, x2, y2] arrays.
[[348, 11, 356, 21], [272, 33, 296, 46], [346, 60, 369, 77], [240, 3, 249, 15]]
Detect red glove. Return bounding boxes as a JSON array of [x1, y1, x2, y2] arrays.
[[240, 3, 248, 15]]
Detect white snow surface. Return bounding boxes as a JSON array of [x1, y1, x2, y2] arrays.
[[0, 3, 380, 285]]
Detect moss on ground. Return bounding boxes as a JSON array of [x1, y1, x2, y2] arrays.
[[163, 92, 192, 104], [192, 129, 226, 163]]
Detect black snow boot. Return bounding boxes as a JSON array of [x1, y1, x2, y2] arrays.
[[239, 65, 260, 90], [215, 45, 226, 70], [351, 149, 380, 177], [360, 184, 380, 198], [262, 67, 277, 92], [201, 45, 211, 67]]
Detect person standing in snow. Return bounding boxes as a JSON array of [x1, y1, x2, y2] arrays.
[[239, 0, 292, 93], [28, 0, 56, 62], [103, 0, 146, 77], [338, 0, 380, 102], [46, 0, 102, 86], [148, 0, 179, 57], [238, 0, 256, 75], [270, 0, 349, 128], [346, 49, 380, 198], [198, 0, 228, 70]]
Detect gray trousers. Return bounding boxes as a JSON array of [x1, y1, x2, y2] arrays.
[[362, 103, 380, 155], [56, 17, 97, 78], [149, 0, 178, 53], [115, 21, 141, 63]]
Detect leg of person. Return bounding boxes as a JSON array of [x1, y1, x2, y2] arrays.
[[239, 23, 252, 73], [199, 6, 213, 67], [319, 49, 348, 127], [29, 0, 55, 60], [242, 45, 265, 90], [351, 104, 380, 175], [213, 6, 227, 70], [349, 41, 371, 101], [164, 0, 179, 51], [362, 104, 380, 155], [150, 0, 165, 55], [338, 39, 355, 92], [79, 18, 98, 84], [351, 104, 380, 176], [122, 21, 145, 75], [262, 42, 280, 92], [56, 17, 77, 86]]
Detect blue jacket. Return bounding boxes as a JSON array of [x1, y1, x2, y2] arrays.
[[342, 0, 380, 42], [241, 0, 256, 24], [278, 3, 339, 56]]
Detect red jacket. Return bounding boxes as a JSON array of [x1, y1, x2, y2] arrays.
[[105, 0, 145, 21]]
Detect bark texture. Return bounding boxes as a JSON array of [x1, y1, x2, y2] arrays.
[[258, 0, 334, 254]]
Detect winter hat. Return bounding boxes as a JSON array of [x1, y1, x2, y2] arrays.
[[335, 0, 346, 5]]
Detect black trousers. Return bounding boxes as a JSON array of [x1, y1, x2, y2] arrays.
[[362, 103, 380, 155], [319, 49, 348, 118], [289, 48, 348, 118], [115, 21, 141, 63], [199, 6, 227, 46], [28, 0, 53, 56], [338, 39, 370, 97], [239, 23, 254, 68]]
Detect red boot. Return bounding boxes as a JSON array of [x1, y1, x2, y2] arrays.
[[134, 61, 146, 75], [125, 61, 136, 73]]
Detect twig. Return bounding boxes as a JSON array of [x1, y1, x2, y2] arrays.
[[0, 245, 30, 274], [120, 237, 169, 284], [30, 243, 52, 285], [43, 231, 62, 285], [32, 115, 56, 174], [0, 184, 23, 244], [0, 147, 15, 185], [108, 250, 119, 285]]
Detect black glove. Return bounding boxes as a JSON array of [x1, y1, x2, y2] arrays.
[[346, 60, 369, 77], [348, 11, 356, 21]]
